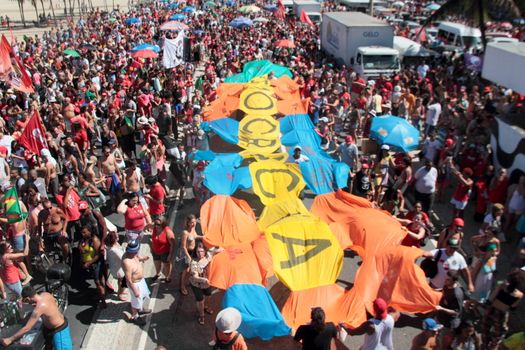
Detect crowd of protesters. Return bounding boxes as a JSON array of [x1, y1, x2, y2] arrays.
[[0, 0, 523, 349]]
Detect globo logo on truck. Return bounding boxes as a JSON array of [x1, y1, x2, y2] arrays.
[[363, 31, 380, 38]]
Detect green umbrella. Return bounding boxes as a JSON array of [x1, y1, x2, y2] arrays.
[[108, 17, 118, 23], [206, 1, 217, 7], [63, 49, 81, 57], [239, 5, 260, 14]]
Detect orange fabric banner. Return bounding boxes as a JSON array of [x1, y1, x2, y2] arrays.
[[208, 243, 266, 290], [200, 195, 261, 248], [311, 190, 406, 259]]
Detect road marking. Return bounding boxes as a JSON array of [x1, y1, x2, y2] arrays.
[[137, 280, 160, 349]]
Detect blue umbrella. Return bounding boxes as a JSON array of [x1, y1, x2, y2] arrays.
[[166, 2, 179, 7], [225, 0, 236, 6], [425, 3, 440, 10], [264, 4, 277, 11], [183, 5, 195, 12], [229, 16, 253, 28], [159, 0, 170, 3], [170, 13, 187, 21], [124, 17, 141, 25], [131, 43, 161, 53], [193, 29, 204, 35], [370, 115, 420, 152]]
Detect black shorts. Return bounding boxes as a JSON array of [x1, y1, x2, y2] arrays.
[[152, 251, 170, 263], [190, 284, 212, 302]]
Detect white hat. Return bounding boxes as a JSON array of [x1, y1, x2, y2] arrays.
[[381, 144, 390, 151], [394, 85, 401, 92], [319, 117, 329, 123], [294, 145, 302, 151], [197, 129, 206, 139], [137, 116, 149, 125], [148, 117, 156, 124], [368, 110, 377, 117], [215, 307, 242, 333]]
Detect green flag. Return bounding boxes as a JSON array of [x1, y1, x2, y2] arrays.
[[1, 187, 28, 224]]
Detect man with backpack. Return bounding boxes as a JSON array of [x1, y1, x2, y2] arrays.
[[210, 307, 248, 350]]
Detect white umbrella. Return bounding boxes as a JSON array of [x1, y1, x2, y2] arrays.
[[253, 17, 269, 23], [392, 1, 404, 7]]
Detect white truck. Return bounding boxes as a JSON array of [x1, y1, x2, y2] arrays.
[[293, 0, 322, 24], [321, 12, 400, 78]]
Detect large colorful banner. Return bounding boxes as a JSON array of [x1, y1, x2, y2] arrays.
[[196, 61, 440, 340]]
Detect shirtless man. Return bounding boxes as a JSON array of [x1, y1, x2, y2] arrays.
[[38, 199, 70, 259], [1, 285, 73, 350], [62, 97, 76, 132], [123, 159, 144, 194], [121, 239, 151, 326], [98, 146, 122, 191]]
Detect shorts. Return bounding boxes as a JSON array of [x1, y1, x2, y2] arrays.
[[84, 259, 104, 280], [44, 319, 73, 350], [450, 198, 468, 210], [11, 234, 26, 252], [190, 284, 212, 302], [126, 229, 144, 243], [152, 251, 170, 263], [5, 280, 22, 297], [129, 278, 150, 310]]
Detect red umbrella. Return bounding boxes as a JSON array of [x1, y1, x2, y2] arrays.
[[275, 39, 295, 48], [132, 50, 159, 58]]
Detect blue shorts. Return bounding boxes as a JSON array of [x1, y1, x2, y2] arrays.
[[11, 234, 25, 252], [44, 320, 73, 350]]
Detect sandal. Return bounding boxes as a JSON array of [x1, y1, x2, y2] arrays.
[[204, 307, 213, 315], [118, 293, 128, 301], [198, 316, 205, 325], [180, 288, 189, 296]]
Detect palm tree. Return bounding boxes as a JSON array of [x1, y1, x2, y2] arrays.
[[17, 0, 27, 27], [30, 0, 40, 20], [422, 0, 525, 49]]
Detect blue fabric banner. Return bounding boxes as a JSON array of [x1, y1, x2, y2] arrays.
[[223, 284, 291, 340]]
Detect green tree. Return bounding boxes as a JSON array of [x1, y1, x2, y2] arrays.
[[423, 0, 525, 49]]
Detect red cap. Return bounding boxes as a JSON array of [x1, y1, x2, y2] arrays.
[[0, 146, 8, 155], [79, 201, 89, 211], [445, 138, 454, 147], [361, 163, 369, 169], [453, 217, 464, 227], [345, 135, 354, 144], [373, 298, 388, 319]]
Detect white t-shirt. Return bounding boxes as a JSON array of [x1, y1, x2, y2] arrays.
[[362, 315, 395, 350], [414, 166, 438, 194], [0, 135, 14, 156], [430, 248, 468, 289], [417, 64, 430, 79], [425, 103, 442, 126]]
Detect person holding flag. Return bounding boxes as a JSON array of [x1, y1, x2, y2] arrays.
[[0, 182, 32, 286]]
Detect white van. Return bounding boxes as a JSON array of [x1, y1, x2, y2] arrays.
[[437, 22, 482, 50]]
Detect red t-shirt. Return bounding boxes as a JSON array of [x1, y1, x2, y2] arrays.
[[148, 183, 165, 215], [56, 189, 81, 221], [124, 204, 146, 231]]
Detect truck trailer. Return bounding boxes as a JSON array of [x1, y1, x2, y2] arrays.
[[321, 12, 400, 78]]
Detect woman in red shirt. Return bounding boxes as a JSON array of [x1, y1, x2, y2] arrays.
[[450, 165, 474, 218], [117, 193, 152, 243], [151, 217, 175, 283], [0, 236, 29, 298]]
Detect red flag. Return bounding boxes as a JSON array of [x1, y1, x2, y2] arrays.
[[0, 36, 13, 79], [18, 110, 48, 155], [300, 9, 314, 26], [275, 0, 286, 20], [0, 35, 34, 93]]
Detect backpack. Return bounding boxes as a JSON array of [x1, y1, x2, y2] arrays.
[[420, 249, 443, 279], [213, 330, 240, 350]]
